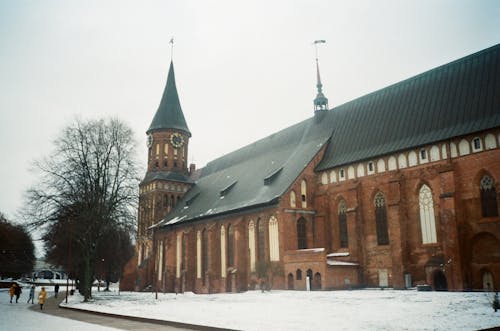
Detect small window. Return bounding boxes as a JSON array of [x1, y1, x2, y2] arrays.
[[339, 169, 345, 179], [163, 160, 168, 167], [481, 175, 499, 217], [420, 149, 427, 160], [174, 161, 178, 168], [473, 137, 482, 151], [155, 160, 159, 168], [368, 162, 374, 172]]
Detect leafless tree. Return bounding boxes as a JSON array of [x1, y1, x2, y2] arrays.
[[24, 118, 139, 301]]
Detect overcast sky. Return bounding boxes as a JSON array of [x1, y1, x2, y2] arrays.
[[0, 0, 499, 225]]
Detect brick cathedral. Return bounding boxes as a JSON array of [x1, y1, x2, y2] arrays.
[[121, 43, 500, 293]]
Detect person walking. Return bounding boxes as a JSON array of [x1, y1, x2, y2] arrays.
[[38, 287, 47, 310], [54, 283, 60, 298], [14, 283, 22, 303], [27, 285, 35, 304], [8, 284, 15, 303]]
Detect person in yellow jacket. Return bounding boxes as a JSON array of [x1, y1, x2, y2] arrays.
[[8, 284, 15, 303], [38, 287, 47, 310]]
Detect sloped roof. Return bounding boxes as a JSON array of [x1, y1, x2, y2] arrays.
[[154, 118, 332, 227], [155, 43, 500, 228], [141, 171, 193, 186], [147, 61, 191, 136], [317, 43, 500, 170]]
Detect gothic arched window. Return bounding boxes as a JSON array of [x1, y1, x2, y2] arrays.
[[374, 192, 389, 245], [481, 175, 499, 217], [297, 218, 307, 249], [257, 218, 265, 262], [419, 185, 437, 243], [301, 180, 307, 208], [202, 229, 208, 284], [338, 200, 348, 248], [227, 224, 234, 266]]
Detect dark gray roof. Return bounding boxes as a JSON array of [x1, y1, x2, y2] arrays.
[[155, 43, 500, 228], [317, 43, 500, 170], [147, 61, 191, 136], [155, 118, 331, 227], [141, 171, 193, 186]]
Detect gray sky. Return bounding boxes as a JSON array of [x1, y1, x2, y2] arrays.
[[1, 0, 499, 224]]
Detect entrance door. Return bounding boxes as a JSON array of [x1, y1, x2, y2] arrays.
[[378, 269, 388, 287], [288, 273, 294, 290], [433, 270, 448, 291]]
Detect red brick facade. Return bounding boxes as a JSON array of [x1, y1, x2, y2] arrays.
[[128, 129, 500, 293]]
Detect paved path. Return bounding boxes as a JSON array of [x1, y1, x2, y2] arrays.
[[29, 292, 234, 331]]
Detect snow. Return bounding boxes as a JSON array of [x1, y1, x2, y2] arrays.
[[327, 252, 350, 257], [62, 288, 500, 331], [1, 287, 120, 331], [326, 260, 359, 266]]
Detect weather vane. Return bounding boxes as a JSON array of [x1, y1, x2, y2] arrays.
[[314, 40, 326, 60], [169, 37, 174, 60]]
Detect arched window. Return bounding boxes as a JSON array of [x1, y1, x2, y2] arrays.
[[196, 231, 202, 278], [297, 218, 307, 249], [269, 216, 280, 261], [296, 269, 302, 280], [176, 233, 182, 278], [338, 200, 348, 248], [290, 191, 297, 208], [301, 180, 307, 208], [257, 218, 265, 262], [227, 224, 234, 266], [374, 192, 389, 245], [321, 172, 328, 184], [481, 175, 499, 217], [220, 225, 226, 278], [248, 221, 256, 272], [202, 229, 208, 284], [419, 184, 437, 244]]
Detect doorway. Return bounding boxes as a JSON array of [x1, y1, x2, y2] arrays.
[[288, 273, 294, 290], [433, 270, 448, 291]]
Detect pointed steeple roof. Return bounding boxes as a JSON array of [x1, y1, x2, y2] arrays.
[[314, 58, 329, 112], [147, 61, 191, 136]]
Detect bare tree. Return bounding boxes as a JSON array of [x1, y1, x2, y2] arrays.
[[24, 118, 139, 301]]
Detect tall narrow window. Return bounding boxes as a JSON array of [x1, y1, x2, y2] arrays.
[[419, 185, 437, 243], [301, 180, 307, 208], [257, 219, 265, 262], [481, 175, 499, 217], [176, 233, 183, 278], [297, 218, 307, 249], [269, 216, 280, 261], [249, 221, 256, 272], [338, 200, 348, 248], [227, 224, 234, 266], [220, 226, 226, 278], [290, 191, 297, 208], [196, 231, 202, 278], [374, 192, 389, 245], [202, 229, 208, 284]]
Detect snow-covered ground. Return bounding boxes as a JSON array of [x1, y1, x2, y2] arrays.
[[0, 286, 121, 331], [63, 288, 500, 331]]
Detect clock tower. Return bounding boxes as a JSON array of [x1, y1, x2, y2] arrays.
[[136, 61, 193, 282]]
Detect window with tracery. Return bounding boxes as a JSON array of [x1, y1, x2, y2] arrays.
[[257, 219, 265, 262], [481, 175, 499, 217], [419, 185, 437, 243], [374, 192, 389, 245], [297, 218, 307, 249]]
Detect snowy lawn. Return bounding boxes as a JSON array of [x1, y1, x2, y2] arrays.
[[62, 289, 500, 331]]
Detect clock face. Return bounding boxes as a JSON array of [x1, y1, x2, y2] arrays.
[[146, 134, 153, 148], [170, 133, 184, 148]]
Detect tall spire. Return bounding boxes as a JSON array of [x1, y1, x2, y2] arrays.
[[147, 60, 191, 136], [313, 40, 329, 112]]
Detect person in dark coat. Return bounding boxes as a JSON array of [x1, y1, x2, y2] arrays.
[[54, 283, 60, 298], [27, 285, 35, 304], [13, 283, 22, 303]]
